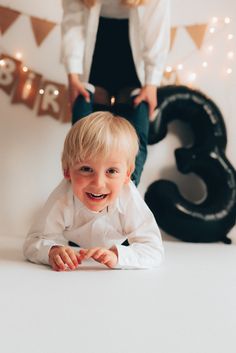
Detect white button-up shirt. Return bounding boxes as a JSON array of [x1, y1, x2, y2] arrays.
[[23, 180, 164, 269], [61, 0, 170, 86]]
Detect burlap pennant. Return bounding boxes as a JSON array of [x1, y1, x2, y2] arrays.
[[161, 70, 180, 86], [37, 81, 66, 120], [61, 93, 72, 123], [0, 54, 21, 95], [186, 24, 208, 49], [0, 6, 20, 34], [30, 16, 56, 46], [12, 69, 42, 109], [170, 27, 177, 51]]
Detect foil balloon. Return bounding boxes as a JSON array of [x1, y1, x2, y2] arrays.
[[145, 85, 236, 243]]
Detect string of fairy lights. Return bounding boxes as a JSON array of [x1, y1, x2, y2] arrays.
[[0, 15, 235, 97], [165, 16, 235, 85]]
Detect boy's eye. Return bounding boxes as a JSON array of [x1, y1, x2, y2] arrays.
[[79, 166, 93, 173], [107, 168, 119, 175]]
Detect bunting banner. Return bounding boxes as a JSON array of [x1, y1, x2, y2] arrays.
[[30, 17, 56, 46], [186, 24, 208, 49], [162, 70, 180, 86], [12, 69, 42, 109], [0, 6, 20, 34], [0, 54, 21, 95], [0, 5, 210, 49], [0, 54, 68, 122], [37, 80, 67, 121], [170, 27, 177, 51]]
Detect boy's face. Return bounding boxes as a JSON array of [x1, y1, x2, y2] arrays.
[[65, 150, 132, 212]]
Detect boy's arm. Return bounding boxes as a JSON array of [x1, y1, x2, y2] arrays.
[[114, 185, 164, 269], [23, 181, 72, 265]]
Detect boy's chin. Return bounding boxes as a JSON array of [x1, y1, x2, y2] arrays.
[[86, 205, 107, 213]]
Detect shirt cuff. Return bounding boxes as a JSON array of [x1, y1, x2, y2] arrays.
[[64, 57, 83, 74], [145, 67, 164, 86], [37, 241, 61, 265]]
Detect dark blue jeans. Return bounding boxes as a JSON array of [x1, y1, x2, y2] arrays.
[[72, 92, 149, 186]]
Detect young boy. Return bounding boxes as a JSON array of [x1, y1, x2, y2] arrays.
[[23, 112, 164, 270]]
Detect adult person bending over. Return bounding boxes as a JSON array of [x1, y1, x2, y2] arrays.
[[61, 0, 170, 185]]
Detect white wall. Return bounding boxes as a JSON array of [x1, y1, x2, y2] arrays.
[[0, 0, 236, 239]]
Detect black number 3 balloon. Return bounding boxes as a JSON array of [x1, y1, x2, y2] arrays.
[[145, 85, 236, 244]]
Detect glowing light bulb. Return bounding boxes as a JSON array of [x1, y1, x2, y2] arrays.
[[111, 96, 115, 105], [208, 45, 214, 52], [54, 89, 59, 96], [188, 72, 197, 82], [226, 68, 232, 74], [15, 52, 22, 60], [22, 66, 28, 72], [177, 64, 184, 71], [209, 27, 216, 34], [0, 59, 5, 66], [227, 33, 234, 40], [39, 89, 44, 95], [166, 66, 172, 72], [227, 51, 234, 59], [224, 17, 231, 24], [211, 17, 218, 24], [202, 61, 208, 68]]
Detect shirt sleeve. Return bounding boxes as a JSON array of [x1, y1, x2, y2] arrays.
[[61, 0, 86, 74], [115, 184, 164, 269], [23, 181, 72, 265], [138, 0, 170, 86]]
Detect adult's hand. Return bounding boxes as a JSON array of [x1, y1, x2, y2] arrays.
[[68, 73, 90, 106], [133, 84, 158, 121]]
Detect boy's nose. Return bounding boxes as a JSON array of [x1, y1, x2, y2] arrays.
[[91, 173, 106, 188]]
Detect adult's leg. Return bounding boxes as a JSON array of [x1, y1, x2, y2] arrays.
[[72, 84, 110, 124], [114, 88, 149, 186], [72, 83, 94, 125]]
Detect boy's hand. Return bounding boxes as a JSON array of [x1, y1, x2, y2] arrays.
[[49, 246, 82, 271], [79, 247, 118, 269]]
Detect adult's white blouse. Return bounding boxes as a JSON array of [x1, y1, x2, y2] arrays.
[[61, 0, 170, 86]]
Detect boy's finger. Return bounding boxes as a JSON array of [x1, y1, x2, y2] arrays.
[[101, 254, 110, 264], [92, 248, 106, 260], [51, 259, 61, 271], [60, 251, 75, 270], [54, 254, 66, 271], [83, 247, 100, 259], [66, 248, 79, 267]]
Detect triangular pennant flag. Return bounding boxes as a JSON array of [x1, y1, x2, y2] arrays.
[[161, 70, 180, 86], [186, 24, 208, 49], [37, 81, 66, 120], [30, 16, 56, 46], [0, 6, 20, 34], [170, 27, 177, 51]]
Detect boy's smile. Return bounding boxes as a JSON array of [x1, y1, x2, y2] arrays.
[[65, 151, 132, 212]]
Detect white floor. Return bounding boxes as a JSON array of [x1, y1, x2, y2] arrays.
[[0, 235, 236, 353]]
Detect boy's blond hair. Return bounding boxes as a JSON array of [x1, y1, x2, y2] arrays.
[[62, 111, 139, 173], [81, 0, 148, 8]]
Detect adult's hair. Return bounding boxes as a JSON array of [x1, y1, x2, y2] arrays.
[[62, 111, 139, 173]]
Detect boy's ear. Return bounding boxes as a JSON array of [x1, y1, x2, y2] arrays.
[[64, 168, 71, 180], [124, 166, 133, 184]]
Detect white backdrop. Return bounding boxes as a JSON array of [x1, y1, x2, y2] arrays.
[[0, 0, 236, 238]]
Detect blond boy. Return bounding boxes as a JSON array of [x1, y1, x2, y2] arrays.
[[23, 112, 164, 270]]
